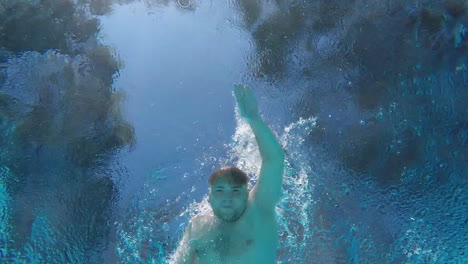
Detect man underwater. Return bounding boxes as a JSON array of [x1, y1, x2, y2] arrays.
[[171, 84, 285, 264]]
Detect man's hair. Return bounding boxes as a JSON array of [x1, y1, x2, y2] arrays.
[[208, 166, 248, 185]]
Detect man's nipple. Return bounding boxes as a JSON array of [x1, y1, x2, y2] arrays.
[[246, 239, 253, 246]]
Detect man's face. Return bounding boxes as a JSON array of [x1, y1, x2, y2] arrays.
[[208, 179, 248, 222]]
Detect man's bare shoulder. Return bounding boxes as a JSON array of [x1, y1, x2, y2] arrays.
[[189, 214, 215, 238], [191, 214, 212, 225]]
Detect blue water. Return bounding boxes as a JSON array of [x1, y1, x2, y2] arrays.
[[0, 0, 466, 263]]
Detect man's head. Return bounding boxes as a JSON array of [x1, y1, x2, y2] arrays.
[[208, 166, 249, 222]]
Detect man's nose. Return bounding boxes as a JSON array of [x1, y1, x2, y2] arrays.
[[222, 193, 234, 202]]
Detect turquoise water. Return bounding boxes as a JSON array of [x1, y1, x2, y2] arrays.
[[0, 0, 467, 263]]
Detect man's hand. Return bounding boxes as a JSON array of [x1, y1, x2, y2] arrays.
[[233, 84, 259, 122]]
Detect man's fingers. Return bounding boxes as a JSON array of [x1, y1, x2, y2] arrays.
[[234, 90, 243, 102], [234, 87, 245, 99], [233, 84, 250, 104]]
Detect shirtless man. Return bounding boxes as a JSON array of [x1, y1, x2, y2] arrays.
[[170, 84, 285, 264]]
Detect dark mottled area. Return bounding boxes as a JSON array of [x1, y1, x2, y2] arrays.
[[0, 0, 134, 262], [236, 0, 467, 262]]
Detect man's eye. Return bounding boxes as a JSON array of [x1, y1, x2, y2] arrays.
[[216, 190, 222, 192], [233, 190, 239, 192]]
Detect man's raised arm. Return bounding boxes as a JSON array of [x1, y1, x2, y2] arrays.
[[233, 84, 285, 212]]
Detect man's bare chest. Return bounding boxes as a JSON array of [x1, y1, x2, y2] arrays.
[[194, 220, 256, 261], [190, 204, 278, 263]]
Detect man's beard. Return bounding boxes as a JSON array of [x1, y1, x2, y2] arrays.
[[213, 205, 247, 222]]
